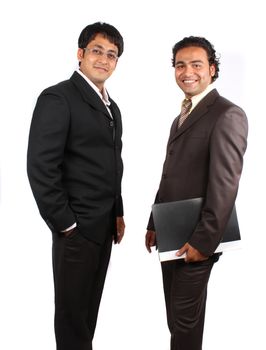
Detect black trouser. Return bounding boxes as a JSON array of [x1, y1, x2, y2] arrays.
[[52, 228, 112, 350], [161, 255, 218, 350]]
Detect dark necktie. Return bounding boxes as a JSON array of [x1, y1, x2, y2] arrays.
[[177, 98, 192, 128]]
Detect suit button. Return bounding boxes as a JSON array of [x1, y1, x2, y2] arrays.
[[110, 121, 114, 127], [168, 150, 174, 155], [162, 173, 167, 179]]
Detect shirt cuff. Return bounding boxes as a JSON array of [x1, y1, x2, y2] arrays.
[[61, 222, 77, 232]]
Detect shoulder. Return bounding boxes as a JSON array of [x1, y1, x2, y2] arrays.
[[217, 95, 241, 111], [41, 77, 75, 97], [35, 74, 84, 109], [205, 90, 246, 121], [211, 94, 248, 138], [32, 77, 77, 118]]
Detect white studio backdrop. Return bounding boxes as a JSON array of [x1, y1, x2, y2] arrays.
[[0, 0, 265, 349]]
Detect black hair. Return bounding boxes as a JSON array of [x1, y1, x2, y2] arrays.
[[172, 36, 220, 82], [78, 22, 124, 57]]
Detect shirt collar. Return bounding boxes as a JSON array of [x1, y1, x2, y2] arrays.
[[189, 84, 215, 112], [76, 69, 111, 106]]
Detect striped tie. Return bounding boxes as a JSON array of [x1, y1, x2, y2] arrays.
[[177, 98, 192, 128]]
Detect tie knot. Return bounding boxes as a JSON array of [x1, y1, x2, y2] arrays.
[[177, 98, 192, 128], [182, 98, 192, 112]]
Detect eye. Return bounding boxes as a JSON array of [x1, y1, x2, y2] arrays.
[[175, 64, 184, 70], [91, 48, 102, 55], [107, 53, 117, 61], [193, 63, 202, 69]]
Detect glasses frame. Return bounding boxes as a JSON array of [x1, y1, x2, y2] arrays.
[[83, 47, 118, 62]]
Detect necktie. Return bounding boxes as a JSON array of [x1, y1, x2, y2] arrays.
[[177, 98, 192, 128]]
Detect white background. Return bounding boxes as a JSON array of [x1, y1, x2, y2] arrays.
[[0, 0, 265, 349]]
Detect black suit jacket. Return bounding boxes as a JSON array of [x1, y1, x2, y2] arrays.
[[27, 71, 123, 244], [148, 89, 248, 256]]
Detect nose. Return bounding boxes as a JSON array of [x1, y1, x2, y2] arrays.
[[183, 65, 194, 75], [98, 53, 108, 64]]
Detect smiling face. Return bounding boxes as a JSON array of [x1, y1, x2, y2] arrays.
[[174, 46, 215, 98], [77, 34, 118, 91]]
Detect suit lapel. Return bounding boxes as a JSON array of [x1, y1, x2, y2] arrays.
[[169, 89, 220, 144], [70, 71, 112, 120]]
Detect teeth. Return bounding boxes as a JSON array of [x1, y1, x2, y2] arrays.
[[184, 80, 194, 83]]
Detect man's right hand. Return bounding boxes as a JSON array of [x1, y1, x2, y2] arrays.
[[61, 223, 77, 237], [145, 230, 156, 253], [62, 227, 76, 237]]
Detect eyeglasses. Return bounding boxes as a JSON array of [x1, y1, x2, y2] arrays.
[[83, 47, 118, 62]]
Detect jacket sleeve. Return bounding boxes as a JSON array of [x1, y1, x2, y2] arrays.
[[110, 100, 124, 218], [27, 90, 75, 232], [146, 191, 160, 231], [189, 105, 248, 256]]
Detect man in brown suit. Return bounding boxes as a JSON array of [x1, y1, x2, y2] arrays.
[[145, 36, 248, 350]]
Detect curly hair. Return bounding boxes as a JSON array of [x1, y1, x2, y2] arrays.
[[172, 36, 220, 82]]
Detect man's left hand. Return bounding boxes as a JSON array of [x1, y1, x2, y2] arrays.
[[176, 243, 209, 263], [115, 216, 125, 244]]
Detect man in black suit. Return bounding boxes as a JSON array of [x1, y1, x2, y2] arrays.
[[27, 22, 125, 350], [145, 37, 248, 350]]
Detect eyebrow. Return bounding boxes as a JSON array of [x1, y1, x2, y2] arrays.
[[92, 44, 117, 53], [175, 59, 204, 65]]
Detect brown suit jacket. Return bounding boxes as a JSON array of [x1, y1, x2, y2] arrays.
[[148, 88, 248, 256]]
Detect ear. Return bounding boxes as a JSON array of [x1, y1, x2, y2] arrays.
[[210, 64, 215, 77], [77, 48, 84, 62]]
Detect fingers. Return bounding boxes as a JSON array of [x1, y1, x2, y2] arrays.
[[176, 243, 188, 258], [177, 243, 209, 263], [63, 227, 76, 237], [116, 231, 124, 244], [116, 216, 125, 244], [145, 237, 152, 253], [145, 230, 156, 253]]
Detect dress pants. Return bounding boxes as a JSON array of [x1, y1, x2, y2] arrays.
[[161, 255, 218, 350], [52, 228, 113, 350]]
